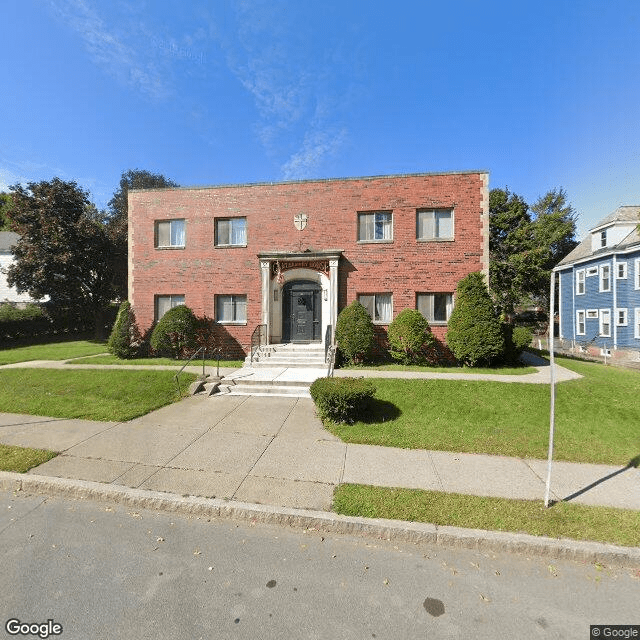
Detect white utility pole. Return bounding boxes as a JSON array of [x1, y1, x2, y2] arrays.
[[544, 270, 556, 508]]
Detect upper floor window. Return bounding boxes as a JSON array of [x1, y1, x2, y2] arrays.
[[358, 293, 392, 323], [576, 269, 585, 295], [617, 262, 627, 279], [358, 211, 392, 242], [417, 293, 453, 324], [417, 209, 453, 240], [155, 294, 185, 321], [600, 264, 611, 292], [635, 259, 640, 290], [216, 218, 247, 247], [155, 219, 185, 248], [600, 230, 607, 248]]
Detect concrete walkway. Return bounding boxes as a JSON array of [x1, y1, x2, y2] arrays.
[[0, 388, 637, 512]]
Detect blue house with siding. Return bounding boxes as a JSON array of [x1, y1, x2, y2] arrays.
[[554, 206, 640, 362]]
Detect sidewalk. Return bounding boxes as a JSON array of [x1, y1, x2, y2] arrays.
[[0, 391, 636, 512]]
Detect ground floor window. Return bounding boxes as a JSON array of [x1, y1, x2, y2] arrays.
[[416, 293, 453, 324], [576, 310, 585, 335], [216, 294, 247, 323], [358, 293, 392, 323], [599, 309, 611, 337], [155, 294, 185, 321], [635, 308, 640, 339], [616, 308, 628, 326]]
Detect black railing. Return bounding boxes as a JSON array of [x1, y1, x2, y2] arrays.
[[326, 344, 336, 377], [174, 346, 206, 396], [324, 324, 333, 362], [250, 324, 267, 363]]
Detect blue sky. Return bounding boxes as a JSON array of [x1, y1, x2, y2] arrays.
[[1, 0, 639, 238]]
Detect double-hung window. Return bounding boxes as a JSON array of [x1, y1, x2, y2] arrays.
[[576, 310, 586, 336], [616, 309, 628, 326], [617, 262, 627, 279], [358, 293, 392, 323], [155, 219, 185, 248], [417, 293, 453, 324], [216, 218, 247, 246], [576, 269, 585, 295], [635, 309, 640, 339], [599, 309, 611, 337], [155, 294, 185, 321], [599, 265, 611, 292], [358, 211, 392, 242], [635, 259, 640, 290], [216, 295, 247, 323], [417, 209, 453, 240]]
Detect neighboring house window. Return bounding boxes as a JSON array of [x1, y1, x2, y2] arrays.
[[155, 219, 185, 248], [599, 309, 611, 337], [215, 218, 247, 246], [417, 293, 453, 324], [586, 267, 598, 277], [576, 269, 585, 295], [600, 230, 607, 247], [616, 309, 628, 326], [417, 209, 453, 240], [586, 309, 598, 319], [599, 265, 611, 292], [617, 262, 627, 279], [635, 259, 640, 289], [216, 295, 247, 323], [155, 294, 185, 321], [635, 308, 640, 339], [358, 211, 392, 241], [358, 293, 392, 323], [576, 310, 585, 336]]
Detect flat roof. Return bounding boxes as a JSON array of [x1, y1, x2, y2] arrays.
[[130, 169, 489, 195]]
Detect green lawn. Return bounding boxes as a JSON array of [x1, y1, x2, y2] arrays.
[[67, 354, 245, 368], [333, 484, 640, 548], [0, 368, 196, 421], [0, 340, 107, 365], [0, 443, 58, 473], [325, 357, 640, 465], [343, 362, 536, 375]]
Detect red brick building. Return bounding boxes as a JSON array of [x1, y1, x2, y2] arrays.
[[128, 171, 489, 357]]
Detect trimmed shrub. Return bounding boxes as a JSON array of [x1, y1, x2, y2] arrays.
[[446, 272, 505, 367], [387, 308, 436, 364], [511, 325, 533, 355], [150, 304, 198, 358], [310, 376, 375, 423], [107, 301, 145, 359], [0, 303, 51, 339], [335, 301, 375, 365]]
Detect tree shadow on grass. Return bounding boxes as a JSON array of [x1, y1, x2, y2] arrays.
[[355, 398, 401, 424]]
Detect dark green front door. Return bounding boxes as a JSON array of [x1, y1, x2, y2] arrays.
[[283, 281, 321, 342]]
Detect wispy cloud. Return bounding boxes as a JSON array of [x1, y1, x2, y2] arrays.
[[47, 0, 169, 100], [281, 128, 347, 180]]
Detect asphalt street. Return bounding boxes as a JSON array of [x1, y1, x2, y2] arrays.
[[1, 489, 638, 640]]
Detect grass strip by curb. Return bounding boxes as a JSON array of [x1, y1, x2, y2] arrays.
[[0, 444, 57, 473], [333, 484, 640, 548]]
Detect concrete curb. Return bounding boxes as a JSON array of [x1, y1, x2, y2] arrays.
[[2, 471, 639, 568]]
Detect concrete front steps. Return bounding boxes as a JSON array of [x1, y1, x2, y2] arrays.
[[219, 367, 327, 397], [245, 342, 327, 369]]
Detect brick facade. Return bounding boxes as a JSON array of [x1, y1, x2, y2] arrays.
[[129, 171, 489, 357]]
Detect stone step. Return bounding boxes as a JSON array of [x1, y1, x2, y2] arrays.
[[250, 359, 326, 369], [219, 384, 311, 398]]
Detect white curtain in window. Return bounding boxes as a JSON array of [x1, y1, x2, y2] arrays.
[[231, 219, 246, 245], [171, 220, 185, 246], [436, 211, 452, 238], [376, 213, 392, 240], [156, 296, 171, 320], [417, 211, 435, 239], [359, 214, 374, 241], [235, 296, 247, 322], [358, 295, 375, 318], [375, 294, 392, 322]]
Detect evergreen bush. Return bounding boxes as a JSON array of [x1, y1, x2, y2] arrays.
[[107, 301, 144, 359], [310, 376, 375, 423], [335, 301, 375, 365], [446, 272, 505, 367], [150, 304, 198, 358], [511, 325, 533, 356], [387, 308, 435, 364]]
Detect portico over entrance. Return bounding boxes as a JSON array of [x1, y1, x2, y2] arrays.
[[258, 250, 342, 344]]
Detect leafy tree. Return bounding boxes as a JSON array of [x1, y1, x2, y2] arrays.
[[446, 272, 504, 367], [106, 169, 178, 299], [6, 178, 116, 338], [489, 187, 577, 319], [0, 193, 14, 230]]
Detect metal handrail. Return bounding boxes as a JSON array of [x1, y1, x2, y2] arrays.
[[324, 324, 333, 362], [174, 346, 206, 396], [250, 324, 267, 363], [326, 344, 336, 377]]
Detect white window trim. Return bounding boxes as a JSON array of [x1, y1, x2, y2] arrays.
[[586, 266, 598, 277], [155, 219, 186, 248], [215, 294, 247, 324], [616, 261, 627, 279], [576, 269, 585, 295], [358, 293, 393, 324], [215, 217, 247, 247], [616, 308, 628, 326], [635, 308, 640, 339], [576, 310, 586, 336], [599, 264, 611, 292], [635, 259, 640, 290], [599, 308, 611, 337], [586, 309, 598, 319], [416, 208, 455, 241]]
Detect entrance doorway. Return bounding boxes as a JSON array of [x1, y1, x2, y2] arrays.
[[282, 280, 322, 342]]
